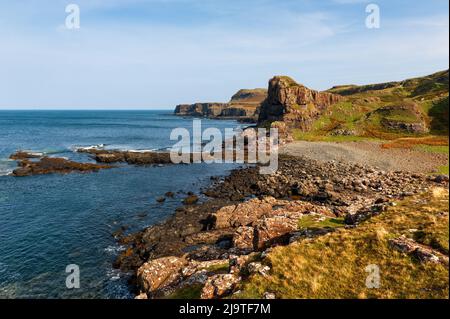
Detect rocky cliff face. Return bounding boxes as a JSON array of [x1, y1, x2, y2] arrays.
[[174, 89, 267, 121], [258, 76, 343, 130], [174, 103, 227, 118]]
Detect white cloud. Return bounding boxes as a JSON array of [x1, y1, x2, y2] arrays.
[[0, 0, 448, 108]]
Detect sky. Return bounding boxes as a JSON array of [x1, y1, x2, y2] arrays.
[[0, 0, 448, 109]]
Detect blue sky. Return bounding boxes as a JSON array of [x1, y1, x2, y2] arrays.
[[0, 0, 448, 109]]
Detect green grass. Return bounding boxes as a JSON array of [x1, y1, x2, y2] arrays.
[[437, 165, 449, 175], [293, 130, 380, 143], [292, 70, 449, 141], [414, 145, 449, 155], [428, 97, 449, 135], [203, 262, 230, 273], [298, 215, 345, 230], [237, 188, 449, 299], [416, 144, 449, 175], [165, 284, 203, 299]]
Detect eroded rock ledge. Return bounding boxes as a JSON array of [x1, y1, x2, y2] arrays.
[[9, 151, 113, 177], [114, 155, 448, 299], [77, 148, 172, 165]]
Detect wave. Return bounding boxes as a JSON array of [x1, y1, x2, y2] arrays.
[[104, 245, 126, 254], [0, 170, 13, 177], [71, 144, 106, 152], [16, 148, 69, 157], [106, 269, 122, 281], [0, 159, 14, 176], [126, 149, 157, 153]]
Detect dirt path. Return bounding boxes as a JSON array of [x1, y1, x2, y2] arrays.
[[281, 141, 448, 173]]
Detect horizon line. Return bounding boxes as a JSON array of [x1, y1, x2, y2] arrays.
[[0, 108, 175, 111]]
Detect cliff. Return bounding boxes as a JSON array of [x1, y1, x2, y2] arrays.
[[258, 76, 343, 130], [174, 88, 267, 121]]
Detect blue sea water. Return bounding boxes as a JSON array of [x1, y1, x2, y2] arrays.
[[0, 110, 243, 298]]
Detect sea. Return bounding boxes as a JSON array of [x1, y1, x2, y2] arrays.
[[0, 110, 243, 298]]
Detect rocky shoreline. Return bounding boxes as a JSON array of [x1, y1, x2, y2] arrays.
[[113, 154, 449, 299]]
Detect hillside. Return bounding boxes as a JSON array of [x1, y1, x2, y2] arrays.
[[296, 70, 449, 140]]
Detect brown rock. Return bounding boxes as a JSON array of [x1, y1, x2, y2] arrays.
[[200, 274, 241, 299], [174, 88, 267, 122], [11, 157, 113, 177], [389, 236, 449, 265], [253, 215, 298, 250], [232, 226, 255, 252], [258, 76, 343, 130], [156, 197, 166, 203], [210, 197, 276, 229], [183, 195, 199, 205], [9, 151, 42, 160], [137, 256, 187, 295]]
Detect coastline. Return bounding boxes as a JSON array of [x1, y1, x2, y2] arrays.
[[0, 110, 245, 298], [114, 152, 449, 299]]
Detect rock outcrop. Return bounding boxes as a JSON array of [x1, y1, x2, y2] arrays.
[[366, 102, 429, 134], [258, 76, 343, 130], [77, 148, 172, 165], [174, 89, 267, 122], [10, 152, 113, 177], [389, 235, 449, 265]]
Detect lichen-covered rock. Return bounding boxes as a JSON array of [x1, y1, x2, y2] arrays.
[[263, 292, 276, 299], [137, 256, 187, 295], [232, 226, 255, 252], [389, 236, 449, 265], [253, 215, 298, 250], [135, 292, 148, 299], [247, 262, 270, 277], [200, 274, 241, 299], [210, 197, 276, 229]]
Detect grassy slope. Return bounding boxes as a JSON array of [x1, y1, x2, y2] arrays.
[[237, 188, 449, 299], [294, 70, 449, 142]]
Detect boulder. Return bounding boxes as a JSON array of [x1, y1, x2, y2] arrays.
[[210, 197, 276, 229], [156, 197, 166, 203], [200, 274, 241, 299], [389, 236, 449, 265], [232, 226, 255, 252], [183, 195, 199, 205], [253, 216, 298, 250], [247, 262, 270, 277], [137, 256, 187, 295]]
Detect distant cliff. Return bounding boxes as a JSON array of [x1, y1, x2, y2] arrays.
[[258, 76, 343, 131], [174, 88, 267, 122]]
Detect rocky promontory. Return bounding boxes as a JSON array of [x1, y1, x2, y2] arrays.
[[174, 88, 267, 122], [9, 151, 113, 177], [258, 76, 343, 130]]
